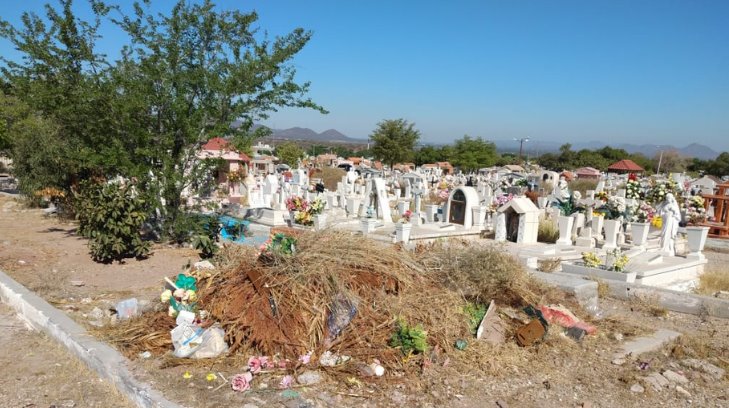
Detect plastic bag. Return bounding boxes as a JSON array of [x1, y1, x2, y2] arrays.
[[171, 323, 205, 358], [325, 293, 358, 345], [191, 324, 229, 359], [115, 298, 139, 320]]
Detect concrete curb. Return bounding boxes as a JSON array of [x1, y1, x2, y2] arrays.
[[0, 269, 182, 408], [606, 280, 729, 319]]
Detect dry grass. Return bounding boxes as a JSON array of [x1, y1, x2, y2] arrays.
[[568, 179, 598, 196], [315, 167, 346, 191], [537, 218, 559, 244], [630, 293, 668, 317], [696, 265, 729, 295], [537, 258, 562, 273]]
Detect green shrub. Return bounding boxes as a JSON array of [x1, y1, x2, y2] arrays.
[[75, 180, 151, 263], [169, 213, 221, 258], [537, 218, 559, 243], [389, 319, 428, 355]]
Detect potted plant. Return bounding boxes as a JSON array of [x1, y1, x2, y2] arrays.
[[595, 195, 628, 250]]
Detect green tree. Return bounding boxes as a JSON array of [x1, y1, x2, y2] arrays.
[[450, 135, 498, 172], [275, 141, 304, 166], [706, 152, 729, 177], [370, 119, 420, 170], [415, 145, 445, 166]]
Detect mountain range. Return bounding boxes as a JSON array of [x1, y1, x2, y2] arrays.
[[252, 125, 722, 160]]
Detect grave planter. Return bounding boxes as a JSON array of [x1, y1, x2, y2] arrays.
[[556, 215, 574, 245], [361, 218, 377, 234], [603, 219, 620, 250], [472, 205, 487, 229], [425, 204, 439, 223], [313, 213, 327, 231], [630, 222, 650, 247], [395, 222, 412, 243], [562, 263, 637, 283], [685, 226, 709, 256]]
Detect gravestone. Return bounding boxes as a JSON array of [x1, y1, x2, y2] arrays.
[[445, 187, 480, 228]]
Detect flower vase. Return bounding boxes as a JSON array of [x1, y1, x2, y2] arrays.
[[472, 206, 487, 229], [591, 215, 604, 239], [556, 215, 575, 245], [313, 213, 327, 231], [603, 219, 620, 250], [425, 204, 439, 223], [288, 211, 296, 227], [630, 222, 650, 248], [395, 222, 412, 244], [361, 218, 377, 234], [685, 226, 709, 259]]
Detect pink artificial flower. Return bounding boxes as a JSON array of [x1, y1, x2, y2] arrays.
[[279, 375, 294, 389], [298, 351, 312, 365], [231, 372, 253, 392], [278, 359, 289, 369], [248, 356, 262, 374], [262, 356, 277, 370]]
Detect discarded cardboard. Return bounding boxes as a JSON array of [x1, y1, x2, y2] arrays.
[[516, 319, 546, 346], [476, 300, 507, 345]]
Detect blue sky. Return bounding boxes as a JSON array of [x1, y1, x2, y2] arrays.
[[2, 1, 728, 152]]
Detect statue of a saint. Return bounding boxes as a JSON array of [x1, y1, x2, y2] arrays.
[[657, 193, 681, 255]]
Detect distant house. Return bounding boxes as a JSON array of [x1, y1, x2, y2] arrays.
[[198, 137, 250, 199], [607, 159, 644, 174], [251, 155, 277, 175], [315, 153, 338, 166], [393, 163, 415, 173], [502, 164, 525, 174], [575, 167, 601, 180], [420, 162, 453, 176], [690, 175, 722, 194]]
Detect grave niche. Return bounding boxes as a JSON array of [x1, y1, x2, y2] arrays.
[[494, 197, 539, 244], [444, 186, 479, 228]]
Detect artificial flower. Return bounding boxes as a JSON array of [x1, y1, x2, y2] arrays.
[[206, 373, 217, 382], [160, 289, 172, 303], [248, 356, 262, 374], [231, 372, 253, 392], [183, 371, 192, 379], [185, 290, 197, 302], [168, 305, 178, 317], [279, 375, 293, 389], [173, 288, 186, 299], [298, 351, 313, 365]]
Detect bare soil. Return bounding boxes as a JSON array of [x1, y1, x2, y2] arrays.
[[1, 195, 728, 408]]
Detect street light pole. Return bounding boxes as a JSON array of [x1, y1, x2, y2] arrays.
[[656, 147, 664, 175], [514, 137, 530, 162]]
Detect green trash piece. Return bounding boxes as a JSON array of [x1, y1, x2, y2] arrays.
[[455, 339, 468, 350]]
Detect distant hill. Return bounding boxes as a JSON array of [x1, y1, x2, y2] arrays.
[[263, 126, 366, 143], [493, 140, 720, 160]]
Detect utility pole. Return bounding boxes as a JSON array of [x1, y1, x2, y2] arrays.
[[514, 137, 530, 163], [656, 146, 664, 175]]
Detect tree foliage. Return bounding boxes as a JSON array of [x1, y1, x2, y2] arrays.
[[1, 0, 325, 236], [275, 141, 304, 166], [450, 135, 498, 172], [370, 119, 420, 169]]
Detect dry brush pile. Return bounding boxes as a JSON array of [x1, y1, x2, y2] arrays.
[[99, 230, 584, 372]]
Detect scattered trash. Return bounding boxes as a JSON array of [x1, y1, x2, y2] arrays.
[[280, 389, 300, 399], [565, 326, 586, 341], [183, 371, 192, 379], [171, 323, 205, 358], [69, 280, 85, 287], [299, 351, 313, 365], [476, 300, 506, 345], [324, 293, 358, 347], [206, 373, 217, 382], [638, 360, 651, 370], [369, 359, 385, 376], [538, 304, 596, 336], [139, 351, 152, 359], [279, 375, 294, 389], [115, 298, 139, 319], [454, 339, 468, 350], [191, 324, 228, 359], [319, 350, 350, 367], [297, 370, 323, 385], [516, 319, 546, 347]]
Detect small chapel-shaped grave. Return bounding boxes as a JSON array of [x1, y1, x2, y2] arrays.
[[494, 197, 539, 244], [444, 187, 480, 228]]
